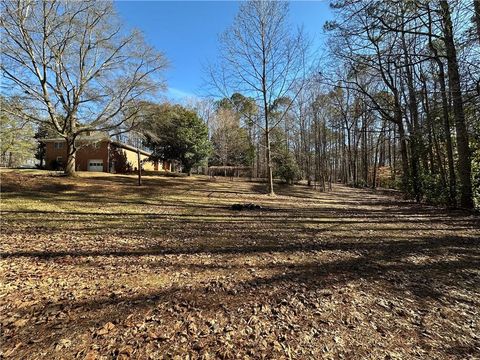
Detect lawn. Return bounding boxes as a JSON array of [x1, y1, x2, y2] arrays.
[[1, 170, 479, 359]]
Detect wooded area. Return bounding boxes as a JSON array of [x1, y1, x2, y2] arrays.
[[1, 1, 480, 358], [1, 0, 479, 208], [206, 0, 480, 209]]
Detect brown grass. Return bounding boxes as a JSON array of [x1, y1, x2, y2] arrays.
[[1, 170, 479, 359]]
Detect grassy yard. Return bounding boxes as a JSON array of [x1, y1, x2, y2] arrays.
[[1, 170, 479, 359]]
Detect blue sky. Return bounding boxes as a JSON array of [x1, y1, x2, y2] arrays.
[[115, 1, 333, 102]]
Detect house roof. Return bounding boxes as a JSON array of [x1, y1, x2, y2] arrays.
[[41, 135, 109, 143], [110, 141, 152, 157], [42, 137, 152, 157]]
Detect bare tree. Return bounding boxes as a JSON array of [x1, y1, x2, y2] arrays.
[[320, 0, 478, 208], [209, 0, 308, 195], [439, 0, 474, 209], [1, 0, 168, 176], [187, 97, 216, 138]]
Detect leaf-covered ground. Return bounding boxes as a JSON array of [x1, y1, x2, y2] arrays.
[[1, 170, 479, 359]]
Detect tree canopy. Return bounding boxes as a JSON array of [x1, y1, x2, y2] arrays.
[[1, 0, 168, 175], [142, 104, 212, 175], [0, 98, 35, 167]]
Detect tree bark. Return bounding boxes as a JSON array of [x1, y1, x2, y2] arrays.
[[362, 109, 368, 185], [440, 0, 474, 208], [474, 0, 480, 43], [265, 128, 274, 195], [260, 12, 274, 196], [65, 137, 76, 177], [137, 148, 142, 186], [64, 114, 77, 176], [427, 3, 456, 206], [401, 30, 422, 202], [396, 113, 410, 193]]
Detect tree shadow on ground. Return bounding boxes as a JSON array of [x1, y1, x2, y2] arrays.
[[9, 232, 479, 358], [2, 172, 479, 359]]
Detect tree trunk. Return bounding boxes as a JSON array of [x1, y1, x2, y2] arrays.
[[137, 148, 142, 186], [372, 142, 379, 189], [440, 0, 474, 208], [346, 124, 352, 183], [392, 126, 397, 182], [474, 0, 480, 43], [256, 139, 260, 178], [373, 119, 386, 189], [396, 115, 410, 193], [65, 137, 76, 176], [422, 77, 443, 182], [439, 68, 457, 207], [265, 128, 274, 195], [401, 30, 422, 202], [427, 5, 457, 206], [432, 120, 448, 191], [362, 110, 368, 185]]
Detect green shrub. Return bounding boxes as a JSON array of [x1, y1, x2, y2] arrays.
[[273, 150, 301, 184], [421, 173, 449, 206]]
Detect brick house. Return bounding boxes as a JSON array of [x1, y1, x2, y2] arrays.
[[43, 135, 170, 173]]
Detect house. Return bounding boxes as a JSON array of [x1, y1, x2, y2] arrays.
[[42, 134, 170, 173]]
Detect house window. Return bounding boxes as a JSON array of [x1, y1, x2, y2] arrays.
[[54, 142, 64, 149], [56, 156, 63, 164]]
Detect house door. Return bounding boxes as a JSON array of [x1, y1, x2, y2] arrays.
[[88, 159, 104, 172]]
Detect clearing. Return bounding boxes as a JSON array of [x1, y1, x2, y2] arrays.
[[1, 171, 479, 359]]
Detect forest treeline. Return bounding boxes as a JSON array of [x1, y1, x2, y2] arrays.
[[203, 0, 480, 209], [1, 0, 479, 209]]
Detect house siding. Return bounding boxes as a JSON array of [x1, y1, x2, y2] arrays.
[[44, 139, 168, 173], [45, 140, 110, 171], [110, 145, 157, 172]]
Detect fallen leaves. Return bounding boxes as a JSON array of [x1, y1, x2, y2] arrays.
[[96, 322, 116, 336], [13, 318, 28, 328], [83, 350, 98, 360], [116, 345, 134, 359], [1, 172, 479, 359], [55, 338, 72, 351]]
